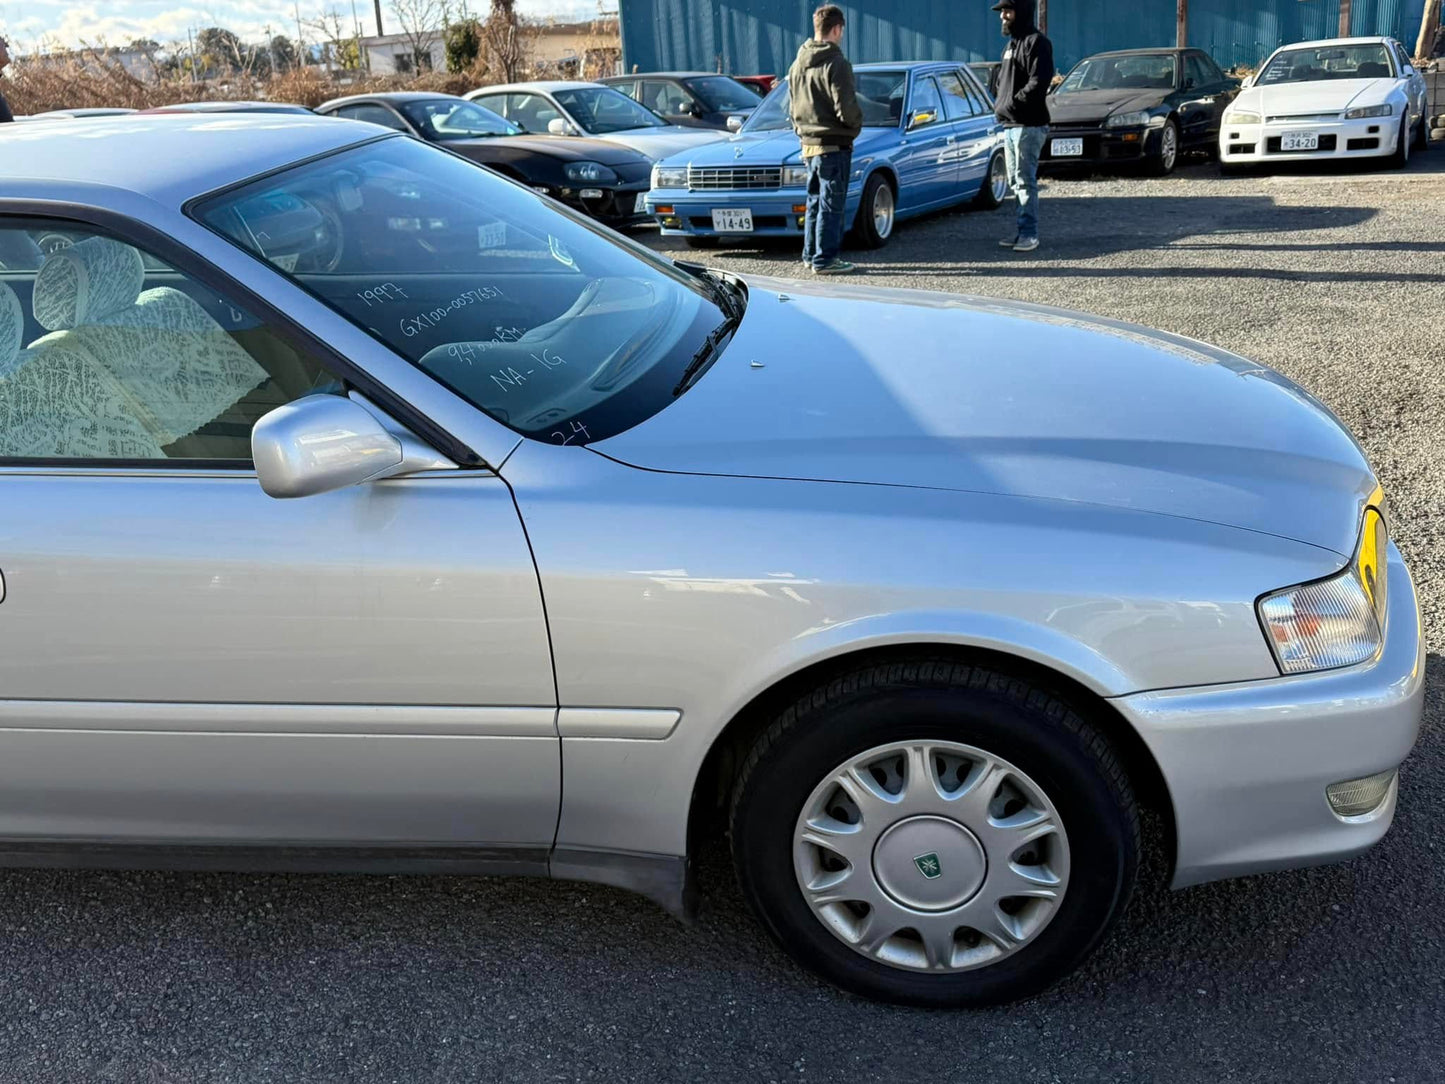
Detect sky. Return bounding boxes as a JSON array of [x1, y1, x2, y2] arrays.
[[0, 0, 606, 51]]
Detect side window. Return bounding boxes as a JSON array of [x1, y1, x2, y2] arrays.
[[1203, 55, 1228, 83], [908, 76, 943, 127], [937, 71, 979, 120], [1185, 55, 1215, 89], [1393, 43, 1411, 72], [472, 94, 507, 118], [640, 80, 682, 114], [336, 103, 408, 131], [508, 93, 561, 132], [0, 224, 342, 462]]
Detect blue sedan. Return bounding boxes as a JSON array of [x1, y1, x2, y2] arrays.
[[645, 62, 1009, 249]]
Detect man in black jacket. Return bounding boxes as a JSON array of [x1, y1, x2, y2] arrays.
[[789, 5, 863, 275], [0, 36, 15, 124], [992, 0, 1053, 251]]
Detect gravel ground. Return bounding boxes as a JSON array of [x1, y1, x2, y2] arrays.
[[1, 152, 1442, 1084]]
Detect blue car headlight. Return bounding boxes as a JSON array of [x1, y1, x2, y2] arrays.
[[565, 161, 619, 184], [651, 164, 688, 189], [781, 164, 809, 187]]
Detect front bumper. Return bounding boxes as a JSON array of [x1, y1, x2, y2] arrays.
[[1113, 542, 1423, 889], [646, 186, 861, 238], [1039, 124, 1164, 168], [556, 183, 651, 228], [1220, 115, 1401, 163]]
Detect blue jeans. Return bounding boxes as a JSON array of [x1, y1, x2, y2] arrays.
[[1003, 126, 1047, 240], [803, 149, 851, 269]]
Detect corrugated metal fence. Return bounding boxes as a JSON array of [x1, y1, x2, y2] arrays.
[[619, 0, 1427, 76]]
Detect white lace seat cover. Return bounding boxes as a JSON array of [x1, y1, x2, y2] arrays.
[[30, 238, 267, 446]]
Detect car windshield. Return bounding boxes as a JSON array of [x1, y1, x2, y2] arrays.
[[193, 137, 734, 445], [554, 86, 666, 132], [1257, 44, 1394, 84], [685, 76, 760, 112], [400, 98, 521, 139], [1058, 54, 1178, 92], [745, 70, 908, 131]]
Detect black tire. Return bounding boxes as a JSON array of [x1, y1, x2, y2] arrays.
[[729, 659, 1140, 1008], [684, 236, 721, 250], [973, 150, 1009, 210], [849, 173, 896, 250], [1146, 118, 1180, 176], [1412, 110, 1430, 152], [1389, 114, 1411, 168]]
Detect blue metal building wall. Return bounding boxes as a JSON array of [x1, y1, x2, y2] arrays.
[[619, 0, 1427, 77]]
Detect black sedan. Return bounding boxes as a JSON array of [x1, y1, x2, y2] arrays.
[[315, 93, 654, 227], [598, 72, 759, 131], [1043, 48, 1240, 174]]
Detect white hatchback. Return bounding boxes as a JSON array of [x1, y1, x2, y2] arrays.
[[1220, 36, 1430, 167]]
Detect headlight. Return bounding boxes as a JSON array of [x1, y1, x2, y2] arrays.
[[651, 164, 688, 189], [1345, 103, 1393, 119], [1105, 110, 1151, 128], [565, 161, 619, 184], [1257, 508, 1389, 674], [781, 164, 810, 187], [1224, 110, 1261, 125]]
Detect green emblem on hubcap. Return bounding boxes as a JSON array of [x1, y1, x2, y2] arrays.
[[913, 852, 943, 879]]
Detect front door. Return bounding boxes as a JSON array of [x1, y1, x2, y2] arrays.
[[937, 68, 999, 198], [897, 74, 953, 210], [0, 218, 559, 853]]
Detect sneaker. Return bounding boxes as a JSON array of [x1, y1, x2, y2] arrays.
[[998, 236, 1020, 248], [814, 259, 857, 275], [1013, 236, 1039, 252]]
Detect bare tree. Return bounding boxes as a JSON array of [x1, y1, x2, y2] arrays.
[[392, 0, 446, 72], [481, 0, 533, 84], [304, 7, 362, 71]]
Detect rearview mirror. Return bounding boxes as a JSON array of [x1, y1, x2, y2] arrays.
[[252, 393, 455, 499], [907, 109, 937, 131], [726, 114, 744, 132]]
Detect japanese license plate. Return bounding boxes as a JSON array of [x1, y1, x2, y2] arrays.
[[711, 209, 754, 232], [1051, 138, 1084, 157], [634, 192, 648, 213], [1281, 130, 1319, 151]]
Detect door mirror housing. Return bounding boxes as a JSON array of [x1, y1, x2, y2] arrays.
[[252, 393, 456, 499], [1241, 74, 1255, 89], [907, 109, 937, 131], [726, 114, 744, 132], [547, 118, 577, 136]]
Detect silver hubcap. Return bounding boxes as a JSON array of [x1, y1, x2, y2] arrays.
[[872, 183, 895, 238], [990, 154, 1009, 202], [793, 740, 1070, 973], [1162, 125, 1177, 169]]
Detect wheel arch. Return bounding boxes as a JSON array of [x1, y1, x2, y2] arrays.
[[687, 641, 1176, 881]]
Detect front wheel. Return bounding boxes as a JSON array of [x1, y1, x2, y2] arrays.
[[1146, 119, 1180, 176], [1412, 109, 1430, 152], [973, 150, 1010, 210], [1389, 115, 1411, 168], [850, 173, 896, 249], [729, 659, 1140, 1007]]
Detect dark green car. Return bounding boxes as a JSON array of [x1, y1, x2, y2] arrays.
[[1043, 48, 1240, 175]]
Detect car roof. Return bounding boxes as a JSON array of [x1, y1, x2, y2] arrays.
[[601, 72, 721, 80], [1271, 36, 1393, 49], [472, 81, 600, 94], [1077, 47, 1194, 59], [0, 114, 379, 209], [320, 91, 466, 108]]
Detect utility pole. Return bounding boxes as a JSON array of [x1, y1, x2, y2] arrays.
[[1417, 0, 1441, 60], [374, 0, 385, 36], [187, 25, 198, 82], [1339, 0, 1352, 37], [1176, 0, 1187, 48]]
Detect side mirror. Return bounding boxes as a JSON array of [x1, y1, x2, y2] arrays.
[[726, 114, 744, 132], [907, 109, 937, 131], [547, 118, 576, 136], [1241, 74, 1255, 89], [252, 393, 455, 499]]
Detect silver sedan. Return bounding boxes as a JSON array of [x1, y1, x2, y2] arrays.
[[0, 115, 1421, 1006]]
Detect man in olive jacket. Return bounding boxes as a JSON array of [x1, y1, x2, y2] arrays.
[[789, 5, 863, 274]]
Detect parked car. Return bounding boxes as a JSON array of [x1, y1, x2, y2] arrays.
[[465, 81, 725, 161], [0, 114, 1422, 1009], [599, 72, 760, 130], [313, 92, 654, 228], [139, 101, 315, 114], [1220, 36, 1430, 168], [1043, 48, 1239, 175], [25, 108, 137, 120], [732, 74, 777, 97], [646, 62, 1007, 249], [967, 61, 1001, 98]]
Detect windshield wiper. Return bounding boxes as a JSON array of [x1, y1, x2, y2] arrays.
[[672, 314, 740, 397], [674, 260, 747, 321]]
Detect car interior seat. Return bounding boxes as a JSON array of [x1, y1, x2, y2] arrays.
[[1355, 62, 1389, 78]]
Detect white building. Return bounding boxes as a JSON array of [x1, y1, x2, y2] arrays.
[[359, 31, 445, 75]]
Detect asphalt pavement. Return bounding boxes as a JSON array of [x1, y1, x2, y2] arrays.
[[1, 151, 1442, 1083]]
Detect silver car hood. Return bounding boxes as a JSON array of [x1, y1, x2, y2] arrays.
[[598, 127, 725, 159], [595, 277, 1375, 557]]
